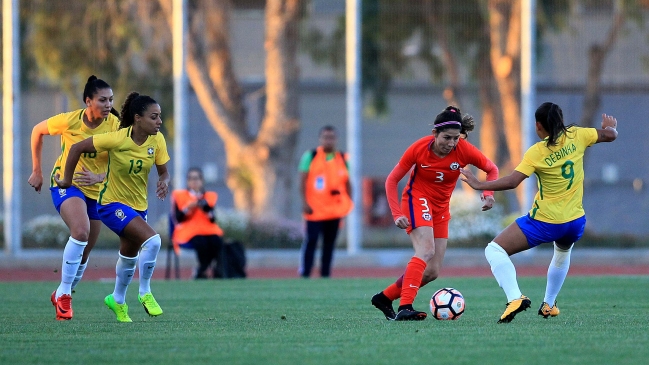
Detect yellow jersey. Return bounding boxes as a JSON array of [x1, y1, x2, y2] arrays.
[[515, 126, 598, 223], [94, 127, 170, 211], [47, 109, 121, 200]]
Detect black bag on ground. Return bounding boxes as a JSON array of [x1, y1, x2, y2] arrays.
[[215, 239, 247, 278]]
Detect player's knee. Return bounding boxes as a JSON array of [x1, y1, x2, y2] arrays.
[[69, 227, 90, 243], [484, 241, 508, 265], [142, 234, 161, 252], [422, 270, 439, 284], [555, 242, 573, 251], [551, 242, 573, 268]]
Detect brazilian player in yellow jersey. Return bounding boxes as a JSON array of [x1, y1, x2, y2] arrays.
[[460, 102, 618, 323], [28, 76, 120, 321], [55, 92, 170, 322]]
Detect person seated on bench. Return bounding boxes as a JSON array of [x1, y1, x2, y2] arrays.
[[171, 167, 224, 279]]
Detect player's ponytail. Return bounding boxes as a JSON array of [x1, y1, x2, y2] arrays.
[[82, 75, 112, 105], [535, 102, 573, 147], [432, 106, 463, 133], [119, 91, 158, 129]]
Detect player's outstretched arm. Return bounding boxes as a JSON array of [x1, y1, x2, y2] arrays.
[[73, 167, 105, 186], [460, 168, 528, 192], [54, 137, 97, 189], [596, 113, 618, 143]]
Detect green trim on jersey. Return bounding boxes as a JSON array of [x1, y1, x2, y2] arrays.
[[50, 166, 61, 188], [531, 200, 540, 219], [535, 172, 544, 200], [98, 153, 111, 205]]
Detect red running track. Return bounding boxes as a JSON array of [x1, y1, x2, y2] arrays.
[[1, 265, 649, 282]]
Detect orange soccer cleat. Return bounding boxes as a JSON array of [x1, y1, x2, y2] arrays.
[[51, 291, 73, 321]]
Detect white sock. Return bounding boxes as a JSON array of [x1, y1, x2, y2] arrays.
[[544, 243, 573, 305], [56, 237, 87, 298], [113, 254, 138, 304], [485, 241, 522, 302], [138, 234, 161, 296], [71, 260, 89, 290]]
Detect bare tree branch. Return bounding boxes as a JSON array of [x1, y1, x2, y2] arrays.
[[580, 10, 626, 128]]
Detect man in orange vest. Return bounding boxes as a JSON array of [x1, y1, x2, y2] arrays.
[[298, 125, 353, 278]]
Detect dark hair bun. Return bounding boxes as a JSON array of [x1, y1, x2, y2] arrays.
[[87, 75, 98, 83]]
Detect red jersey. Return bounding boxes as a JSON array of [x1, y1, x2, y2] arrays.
[[386, 136, 498, 222]]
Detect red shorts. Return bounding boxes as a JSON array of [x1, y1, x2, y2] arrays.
[[400, 194, 450, 238]]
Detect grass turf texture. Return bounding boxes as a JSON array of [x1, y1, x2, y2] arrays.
[[1, 276, 647, 365]]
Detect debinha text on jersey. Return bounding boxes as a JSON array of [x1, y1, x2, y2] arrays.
[[543, 143, 577, 167]]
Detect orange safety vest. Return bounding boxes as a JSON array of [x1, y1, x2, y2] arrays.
[[171, 189, 224, 254], [303, 146, 353, 221]]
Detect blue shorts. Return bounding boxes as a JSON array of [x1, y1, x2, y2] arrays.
[[515, 214, 586, 248], [50, 186, 100, 220], [98, 202, 147, 236]]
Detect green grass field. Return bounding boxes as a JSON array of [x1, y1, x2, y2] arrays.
[[1, 276, 648, 365]]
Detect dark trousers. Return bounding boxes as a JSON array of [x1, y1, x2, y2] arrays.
[[189, 234, 223, 279], [300, 219, 341, 278]]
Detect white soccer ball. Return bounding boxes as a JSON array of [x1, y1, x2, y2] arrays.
[[430, 287, 465, 320]]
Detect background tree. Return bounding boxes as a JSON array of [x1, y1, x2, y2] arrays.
[[21, 0, 173, 118], [579, 1, 641, 128], [303, 0, 421, 117], [23, 0, 304, 218], [158, 0, 303, 217]]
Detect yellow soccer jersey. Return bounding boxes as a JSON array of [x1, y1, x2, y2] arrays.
[[48, 109, 121, 199], [515, 126, 598, 223], [95, 127, 170, 211]]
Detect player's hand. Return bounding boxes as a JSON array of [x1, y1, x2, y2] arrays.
[[53, 173, 72, 189], [156, 180, 169, 200], [73, 167, 104, 186], [28, 171, 43, 193], [459, 168, 480, 190], [302, 203, 313, 215], [394, 216, 410, 229], [601, 113, 617, 129], [481, 194, 495, 211]]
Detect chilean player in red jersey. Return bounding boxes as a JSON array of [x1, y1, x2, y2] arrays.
[[371, 106, 499, 321]]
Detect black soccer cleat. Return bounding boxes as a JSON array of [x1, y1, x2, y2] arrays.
[[371, 292, 396, 320], [394, 308, 427, 321]]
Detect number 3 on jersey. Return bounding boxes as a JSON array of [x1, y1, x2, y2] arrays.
[[418, 197, 433, 221], [129, 159, 143, 174], [418, 198, 430, 213]]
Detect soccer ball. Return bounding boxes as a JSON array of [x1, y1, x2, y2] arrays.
[[430, 287, 465, 320]]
